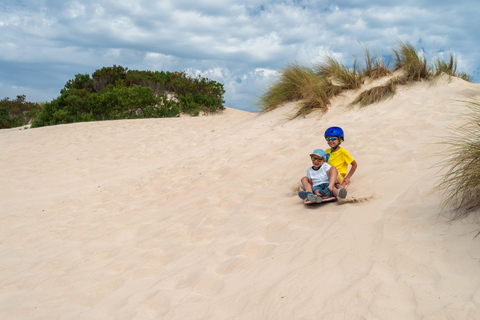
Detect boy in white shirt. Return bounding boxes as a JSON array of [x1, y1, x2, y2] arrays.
[[298, 149, 347, 203]]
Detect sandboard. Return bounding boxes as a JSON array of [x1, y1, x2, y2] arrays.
[[299, 182, 349, 205]]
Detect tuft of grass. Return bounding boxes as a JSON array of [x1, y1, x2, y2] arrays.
[[433, 52, 457, 77], [351, 42, 433, 108], [433, 52, 472, 82], [362, 47, 392, 79], [392, 41, 429, 81], [258, 62, 332, 115], [257, 62, 316, 112], [438, 100, 480, 219], [349, 80, 397, 107], [291, 76, 332, 118], [314, 55, 362, 90]]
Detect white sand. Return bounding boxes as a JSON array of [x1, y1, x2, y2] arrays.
[[1, 77, 480, 319]]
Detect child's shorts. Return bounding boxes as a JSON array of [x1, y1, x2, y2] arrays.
[[313, 183, 333, 197]]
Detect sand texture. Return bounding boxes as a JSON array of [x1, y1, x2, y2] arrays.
[[1, 77, 480, 319]]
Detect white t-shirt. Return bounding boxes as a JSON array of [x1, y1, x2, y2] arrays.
[[306, 163, 331, 187]]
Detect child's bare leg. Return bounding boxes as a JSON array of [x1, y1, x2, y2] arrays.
[[301, 176, 313, 193], [327, 166, 339, 195], [327, 166, 347, 198]]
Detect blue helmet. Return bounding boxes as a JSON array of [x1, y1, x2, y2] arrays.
[[324, 126, 344, 141]]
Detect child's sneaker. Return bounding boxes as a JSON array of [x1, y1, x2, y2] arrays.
[[318, 187, 334, 198], [298, 191, 313, 200], [307, 193, 324, 203], [338, 188, 347, 199]]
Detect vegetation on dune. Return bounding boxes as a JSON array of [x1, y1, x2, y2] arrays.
[[392, 42, 429, 81], [350, 80, 397, 108], [0, 65, 226, 129], [433, 52, 472, 82], [438, 100, 480, 219], [258, 41, 472, 114], [0, 95, 42, 129], [256, 62, 312, 112], [362, 47, 392, 80], [314, 55, 363, 90]]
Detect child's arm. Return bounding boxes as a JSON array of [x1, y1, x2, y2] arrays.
[[344, 160, 357, 184]]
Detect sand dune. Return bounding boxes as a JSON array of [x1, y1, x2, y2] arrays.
[[1, 77, 480, 319]]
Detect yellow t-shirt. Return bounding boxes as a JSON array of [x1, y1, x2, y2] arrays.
[[326, 147, 354, 179]]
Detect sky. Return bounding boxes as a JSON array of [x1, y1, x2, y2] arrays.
[[1, 1, 479, 112]]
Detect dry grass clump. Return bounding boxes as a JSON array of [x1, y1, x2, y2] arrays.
[[257, 62, 330, 113], [314, 55, 362, 90], [433, 52, 472, 82], [258, 55, 361, 115], [362, 47, 392, 79], [392, 41, 429, 81], [259, 40, 472, 115], [350, 80, 397, 107], [351, 41, 433, 108], [291, 76, 332, 117], [438, 100, 480, 220]]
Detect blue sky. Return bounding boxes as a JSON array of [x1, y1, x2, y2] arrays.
[[1, 0, 479, 112]]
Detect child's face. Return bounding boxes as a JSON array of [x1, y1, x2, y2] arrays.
[[311, 156, 325, 169], [326, 136, 340, 149]]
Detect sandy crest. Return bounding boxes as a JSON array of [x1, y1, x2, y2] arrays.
[[1, 77, 480, 319]]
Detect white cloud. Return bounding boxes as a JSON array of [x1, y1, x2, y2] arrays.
[[65, 1, 86, 19]]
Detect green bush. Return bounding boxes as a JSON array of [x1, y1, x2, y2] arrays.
[[30, 66, 225, 128], [0, 95, 42, 129]]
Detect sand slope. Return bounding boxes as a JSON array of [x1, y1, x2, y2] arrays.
[[1, 77, 480, 319]]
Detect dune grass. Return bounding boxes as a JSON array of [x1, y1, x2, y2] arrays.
[[438, 100, 480, 219], [350, 41, 434, 108], [350, 80, 397, 107], [314, 55, 362, 90], [392, 41, 429, 81], [290, 76, 332, 118], [433, 52, 472, 82], [257, 62, 326, 112], [362, 47, 392, 80], [259, 41, 471, 114]]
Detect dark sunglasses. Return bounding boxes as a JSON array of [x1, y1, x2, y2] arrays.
[[325, 137, 338, 141]]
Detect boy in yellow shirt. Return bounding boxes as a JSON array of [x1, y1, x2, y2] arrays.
[[324, 126, 357, 185]]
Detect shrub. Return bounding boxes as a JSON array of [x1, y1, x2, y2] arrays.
[[31, 66, 225, 127], [64, 73, 94, 91], [0, 95, 42, 129], [438, 100, 480, 219], [92, 65, 128, 92]]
